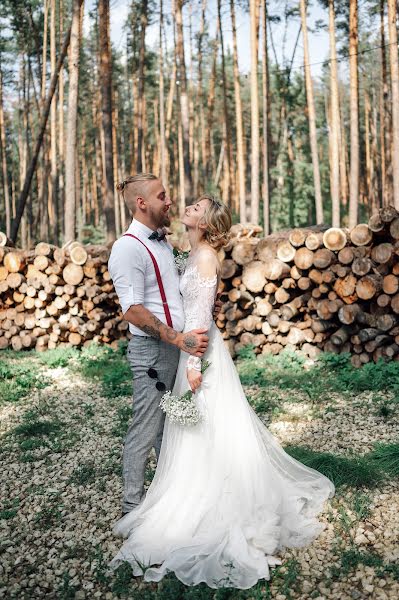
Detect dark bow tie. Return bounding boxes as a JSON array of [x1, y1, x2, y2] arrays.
[[148, 229, 167, 242]]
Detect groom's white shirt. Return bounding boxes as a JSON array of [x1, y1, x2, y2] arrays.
[[108, 219, 185, 337]]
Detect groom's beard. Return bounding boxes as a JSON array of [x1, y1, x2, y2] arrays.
[[150, 206, 171, 229]]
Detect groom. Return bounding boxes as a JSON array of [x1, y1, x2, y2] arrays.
[[109, 173, 221, 515]]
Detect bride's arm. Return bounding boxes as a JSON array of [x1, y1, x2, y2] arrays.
[[186, 250, 219, 392]]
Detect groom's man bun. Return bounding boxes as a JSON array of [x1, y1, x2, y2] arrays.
[[116, 173, 158, 214]]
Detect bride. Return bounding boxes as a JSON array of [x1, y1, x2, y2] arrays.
[[111, 195, 335, 589]]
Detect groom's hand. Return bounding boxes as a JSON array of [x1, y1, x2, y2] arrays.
[[179, 328, 209, 357]]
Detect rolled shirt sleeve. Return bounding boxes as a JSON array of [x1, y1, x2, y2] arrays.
[[108, 239, 146, 316]]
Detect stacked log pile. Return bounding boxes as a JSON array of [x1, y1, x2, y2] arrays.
[[1, 206, 399, 365], [216, 208, 399, 366], [0, 240, 127, 351]]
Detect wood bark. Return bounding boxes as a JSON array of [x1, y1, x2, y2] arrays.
[[99, 0, 116, 243], [387, 0, 399, 208], [64, 0, 84, 242], [299, 0, 323, 225]]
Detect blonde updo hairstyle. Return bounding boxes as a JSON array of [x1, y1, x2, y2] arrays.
[[196, 195, 232, 250]]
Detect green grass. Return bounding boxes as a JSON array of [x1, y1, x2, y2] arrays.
[[0, 357, 50, 403], [331, 549, 399, 581], [284, 446, 384, 489], [77, 342, 132, 398], [69, 461, 98, 486], [237, 347, 399, 402], [369, 442, 399, 477]]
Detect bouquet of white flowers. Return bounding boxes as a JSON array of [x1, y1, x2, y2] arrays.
[[159, 360, 211, 426]]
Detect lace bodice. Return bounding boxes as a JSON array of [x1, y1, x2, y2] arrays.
[[179, 250, 219, 371]]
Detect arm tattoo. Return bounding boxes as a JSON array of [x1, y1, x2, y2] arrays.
[[182, 334, 198, 350], [138, 315, 163, 339], [138, 314, 178, 342], [140, 325, 161, 339]]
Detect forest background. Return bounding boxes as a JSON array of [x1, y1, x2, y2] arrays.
[[1, 0, 399, 248]]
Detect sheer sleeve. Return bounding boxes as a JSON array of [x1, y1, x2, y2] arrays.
[[184, 251, 218, 371]]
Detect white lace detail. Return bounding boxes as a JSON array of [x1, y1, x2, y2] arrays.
[[180, 262, 218, 334]]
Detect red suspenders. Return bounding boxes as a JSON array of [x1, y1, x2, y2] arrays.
[[123, 233, 174, 328]]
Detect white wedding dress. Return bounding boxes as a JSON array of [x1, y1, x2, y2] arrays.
[[111, 249, 335, 589]]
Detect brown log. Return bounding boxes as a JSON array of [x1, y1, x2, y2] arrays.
[[333, 274, 357, 298], [311, 318, 335, 333], [35, 242, 55, 256], [266, 310, 281, 327], [290, 265, 303, 280], [368, 213, 384, 232], [356, 275, 383, 300], [377, 294, 391, 308], [350, 223, 373, 246], [391, 294, 399, 314], [305, 232, 323, 250], [380, 205, 398, 223], [276, 240, 296, 262], [382, 274, 399, 294], [308, 268, 323, 284], [280, 293, 310, 320], [70, 245, 88, 265], [389, 217, 399, 239], [296, 276, 311, 291], [256, 237, 278, 262], [62, 263, 84, 286], [338, 246, 355, 264], [376, 314, 397, 331], [323, 227, 347, 250], [330, 326, 351, 346], [313, 248, 335, 269], [338, 304, 360, 324], [294, 247, 314, 270], [231, 240, 257, 265], [4, 252, 25, 273], [221, 259, 237, 279], [263, 259, 291, 281], [371, 243, 393, 264], [365, 334, 390, 352], [289, 229, 307, 247], [352, 257, 372, 276], [274, 287, 291, 303], [281, 277, 296, 289]]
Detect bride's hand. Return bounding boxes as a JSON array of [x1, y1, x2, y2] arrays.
[[187, 368, 202, 393]]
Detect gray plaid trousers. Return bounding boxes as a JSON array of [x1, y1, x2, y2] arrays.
[[122, 335, 180, 513]]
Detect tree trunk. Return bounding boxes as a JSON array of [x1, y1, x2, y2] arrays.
[[261, 0, 271, 234], [328, 0, 340, 227], [99, 0, 116, 242], [10, 6, 80, 244], [175, 0, 192, 201], [0, 62, 10, 237], [206, 18, 220, 180], [387, 0, 399, 209], [136, 0, 148, 173], [58, 0, 65, 237], [348, 0, 359, 227], [64, 0, 84, 242], [299, 0, 324, 224], [197, 0, 207, 186], [159, 0, 167, 186], [231, 0, 246, 223], [217, 0, 233, 209], [49, 0, 58, 243], [250, 0, 260, 224]]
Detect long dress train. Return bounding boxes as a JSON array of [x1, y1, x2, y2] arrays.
[[111, 250, 335, 589]]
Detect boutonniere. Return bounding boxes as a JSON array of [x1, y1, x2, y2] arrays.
[[173, 247, 189, 275]]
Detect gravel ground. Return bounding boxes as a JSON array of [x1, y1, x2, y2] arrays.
[[1, 364, 398, 600]]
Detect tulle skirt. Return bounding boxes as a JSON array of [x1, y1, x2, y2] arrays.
[[110, 323, 335, 589]]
